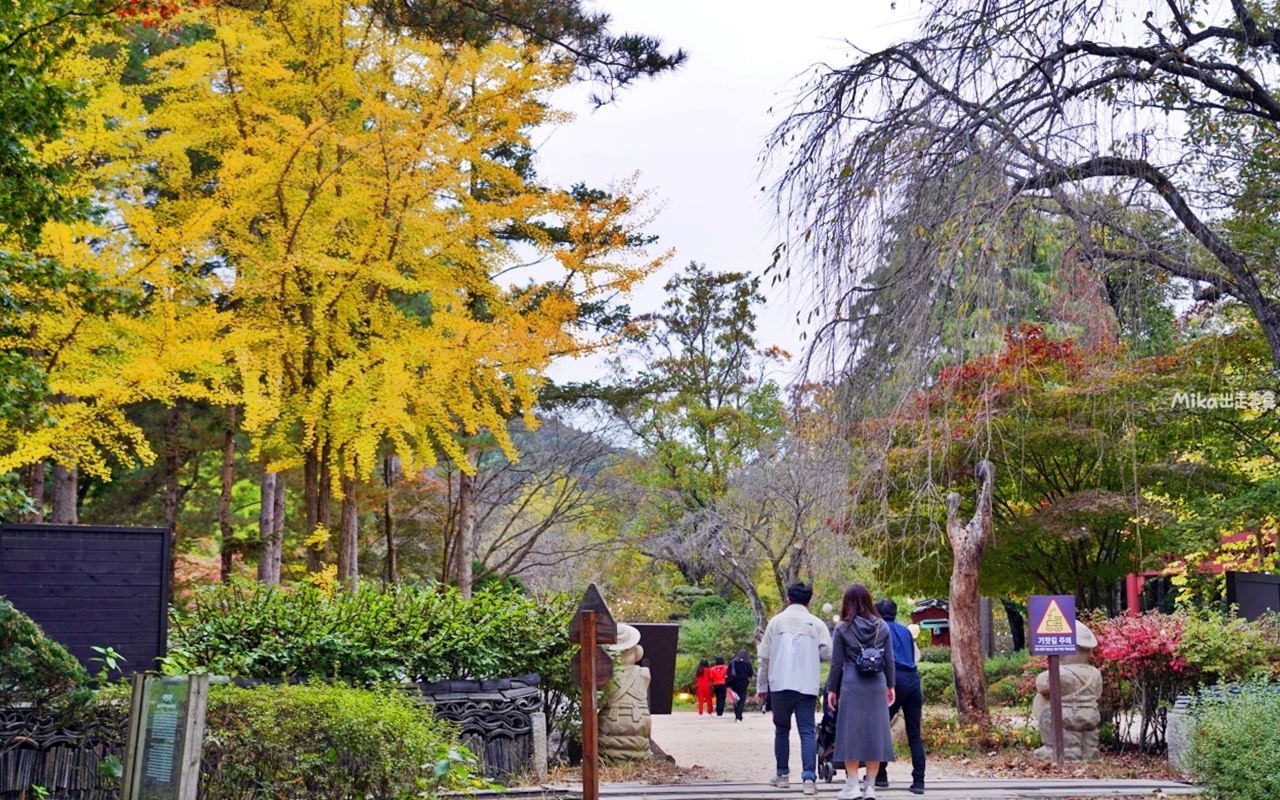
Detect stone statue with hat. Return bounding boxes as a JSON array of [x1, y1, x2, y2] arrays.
[[598, 622, 652, 762], [1032, 620, 1103, 761]]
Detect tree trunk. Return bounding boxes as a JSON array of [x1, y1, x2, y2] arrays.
[[272, 473, 285, 573], [22, 462, 44, 522], [218, 406, 237, 583], [947, 460, 993, 724], [1002, 598, 1026, 651], [383, 454, 397, 585], [258, 472, 279, 585], [51, 462, 77, 524], [318, 441, 332, 559], [456, 447, 480, 599], [722, 548, 769, 640], [337, 469, 358, 592], [164, 401, 182, 531], [304, 445, 320, 571]]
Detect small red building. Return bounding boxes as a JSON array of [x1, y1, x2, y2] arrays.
[[910, 598, 951, 646]]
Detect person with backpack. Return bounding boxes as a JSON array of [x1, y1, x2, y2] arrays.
[[874, 598, 925, 794], [826, 583, 895, 799], [727, 648, 754, 721], [695, 658, 713, 716], [710, 656, 729, 716]]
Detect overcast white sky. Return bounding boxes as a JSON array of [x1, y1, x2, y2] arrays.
[[533, 1, 920, 385]]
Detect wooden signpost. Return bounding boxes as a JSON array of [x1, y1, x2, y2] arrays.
[[122, 674, 209, 800], [569, 583, 616, 800], [1029, 595, 1077, 765]]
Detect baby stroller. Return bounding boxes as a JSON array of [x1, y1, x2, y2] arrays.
[[816, 694, 840, 782]]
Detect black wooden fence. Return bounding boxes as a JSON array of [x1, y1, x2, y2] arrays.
[[1226, 571, 1280, 620], [0, 524, 170, 676]]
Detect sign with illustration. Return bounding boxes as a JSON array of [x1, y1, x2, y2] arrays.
[[1029, 595, 1077, 655]]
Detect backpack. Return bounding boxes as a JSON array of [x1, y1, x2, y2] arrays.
[[851, 622, 887, 674], [727, 660, 739, 682]]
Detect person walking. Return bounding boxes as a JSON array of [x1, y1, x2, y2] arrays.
[[727, 648, 754, 721], [874, 598, 926, 794], [695, 658, 713, 716], [756, 582, 833, 796], [826, 584, 895, 799], [711, 656, 729, 716]]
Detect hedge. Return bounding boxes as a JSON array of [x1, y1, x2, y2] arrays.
[[200, 682, 481, 800], [167, 581, 578, 730], [1185, 682, 1280, 800]]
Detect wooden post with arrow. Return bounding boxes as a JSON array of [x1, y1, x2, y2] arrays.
[[569, 583, 617, 800]]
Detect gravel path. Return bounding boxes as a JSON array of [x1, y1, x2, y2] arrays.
[[650, 708, 962, 786]]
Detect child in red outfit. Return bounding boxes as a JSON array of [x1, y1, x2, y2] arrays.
[[695, 658, 713, 715]]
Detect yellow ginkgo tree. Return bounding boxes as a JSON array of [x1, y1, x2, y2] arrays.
[[132, 0, 665, 583]]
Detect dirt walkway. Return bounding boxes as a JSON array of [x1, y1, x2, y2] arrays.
[[650, 708, 962, 786]]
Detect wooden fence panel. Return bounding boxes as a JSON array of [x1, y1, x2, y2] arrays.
[[0, 524, 170, 676]]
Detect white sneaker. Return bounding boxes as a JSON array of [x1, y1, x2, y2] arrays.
[[802, 779, 817, 795], [836, 779, 860, 799], [863, 779, 877, 799], [770, 774, 790, 789]]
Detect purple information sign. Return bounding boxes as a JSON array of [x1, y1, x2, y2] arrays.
[[1029, 595, 1077, 655]]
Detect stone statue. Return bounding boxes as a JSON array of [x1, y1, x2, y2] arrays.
[[598, 623, 652, 762], [1032, 621, 1103, 761]]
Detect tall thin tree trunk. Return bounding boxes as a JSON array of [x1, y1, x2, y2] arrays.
[[383, 454, 397, 585], [1002, 597, 1026, 652], [51, 462, 77, 524], [258, 471, 279, 586], [947, 460, 993, 724], [164, 401, 182, 531], [22, 462, 44, 522], [456, 447, 480, 599], [218, 406, 237, 583], [272, 473, 285, 580], [337, 465, 358, 592], [317, 441, 332, 562], [304, 446, 321, 572]]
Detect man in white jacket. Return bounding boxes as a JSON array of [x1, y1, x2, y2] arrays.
[[756, 582, 833, 795]]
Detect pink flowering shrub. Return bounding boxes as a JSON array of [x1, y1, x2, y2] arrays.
[[1091, 612, 1190, 752]]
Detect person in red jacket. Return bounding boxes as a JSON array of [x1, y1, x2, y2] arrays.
[[695, 658, 713, 715], [710, 656, 730, 716]]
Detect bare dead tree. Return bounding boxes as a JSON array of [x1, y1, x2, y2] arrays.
[[769, 0, 1280, 377], [712, 437, 850, 628], [948, 460, 994, 724]]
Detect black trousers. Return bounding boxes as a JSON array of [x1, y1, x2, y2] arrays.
[[877, 669, 925, 784], [729, 679, 750, 719], [713, 684, 728, 716]]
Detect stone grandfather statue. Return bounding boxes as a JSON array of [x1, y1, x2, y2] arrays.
[[598, 623, 652, 762], [1032, 620, 1103, 761]]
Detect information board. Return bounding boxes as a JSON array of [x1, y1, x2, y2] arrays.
[[1029, 595, 1077, 655], [123, 675, 208, 800]]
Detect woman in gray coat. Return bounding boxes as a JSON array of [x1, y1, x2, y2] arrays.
[[826, 584, 895, 799]]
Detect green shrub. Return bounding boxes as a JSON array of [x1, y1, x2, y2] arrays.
[[1186, 682, 1280, 800], [168, 582, 577, 732], [918, 646, 951, 663], [678, 603, 756, 662], [1178, 611, 1280, 684], [674, 654, 697, 693], [0, 598, 92, 716], [987, 675, 1028, 707], [202, 682, 482, 799], [689, 595, 728, 620], [918, 662, 953, 704], [169, 582, 572, 684], [984, 652, 1030, 683]]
